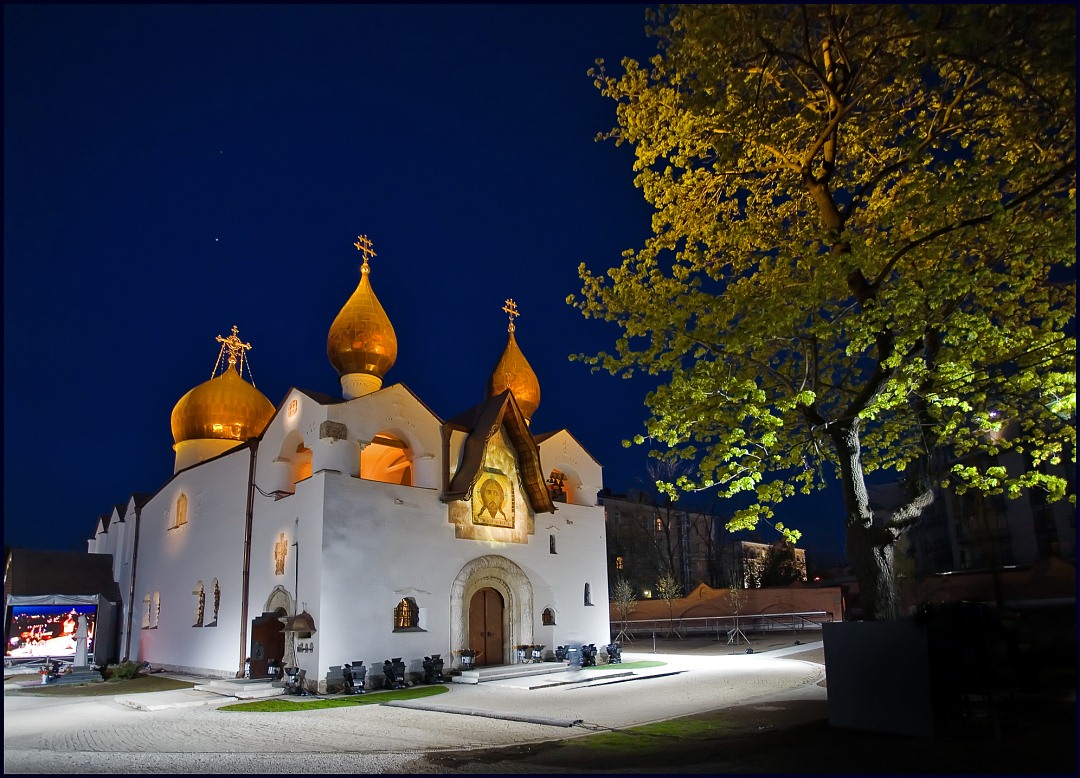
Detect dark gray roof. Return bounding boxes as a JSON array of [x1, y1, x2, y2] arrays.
[[442, 391, 554, 514], [4, 549, 122, 602]]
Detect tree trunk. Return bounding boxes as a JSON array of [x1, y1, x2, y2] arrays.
[[846, 522, 900, 622], [831, 421, 901, 621]]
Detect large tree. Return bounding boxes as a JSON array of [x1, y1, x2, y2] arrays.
[[572, 5, 1075, 620]]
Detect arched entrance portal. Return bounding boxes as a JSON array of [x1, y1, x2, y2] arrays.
[[249, 586, 293, 678], [249, 608, 285, 678], [469, 587, 504, 667], [450, 555, 534, 669]]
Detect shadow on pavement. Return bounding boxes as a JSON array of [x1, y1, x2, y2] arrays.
[[428, 685, 1075, 774]]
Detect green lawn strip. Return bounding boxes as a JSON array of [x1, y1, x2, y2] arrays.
[[12, 675, 195, 697], [582, 660, 666, 671], [541, 712, 741, 767], [218, 684, 449, 712]]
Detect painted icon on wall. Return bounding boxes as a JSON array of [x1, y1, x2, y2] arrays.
[[274, 533, 288, 575], [472, 470, 514, 528]]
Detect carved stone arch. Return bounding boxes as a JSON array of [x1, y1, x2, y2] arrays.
[[450, 555, 533, 665], [263, 585, 294, 615]]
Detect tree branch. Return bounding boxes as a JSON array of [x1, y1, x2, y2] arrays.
[[870, 157, 1077, 289]]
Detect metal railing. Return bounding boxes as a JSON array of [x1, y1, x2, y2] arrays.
[[611, 611, 832, 642]]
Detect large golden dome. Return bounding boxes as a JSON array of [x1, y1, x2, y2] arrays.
[[170, 328, 275, 445], [487, 299, 540, 422], [327, 236, 398, 379]]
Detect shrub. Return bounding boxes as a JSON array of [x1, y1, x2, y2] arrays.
[[111, 661, 143, 680]]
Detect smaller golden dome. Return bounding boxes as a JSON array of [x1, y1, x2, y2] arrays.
[[327, 235, 398, 379], [171, 329, 275, 445], [487, 299, 540, 421]]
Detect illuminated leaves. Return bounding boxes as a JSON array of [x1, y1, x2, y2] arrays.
[[572, 5, 1076, 558]]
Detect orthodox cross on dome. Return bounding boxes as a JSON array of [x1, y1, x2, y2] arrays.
[[216, 325, 252, 367], [354, 234, 376, 275], [211, 325, 256, 385], [503, 299, 520, 333]]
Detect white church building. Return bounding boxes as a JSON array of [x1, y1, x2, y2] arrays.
[[86, 235, 609, 691]]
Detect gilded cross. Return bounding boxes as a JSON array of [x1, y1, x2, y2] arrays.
[[503, 299, 519, 333], [216, 325, 252, 367], [354, 234, 376, 273]]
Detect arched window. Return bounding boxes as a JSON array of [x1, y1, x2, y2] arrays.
[[209, 579, 220, 626], [192, 581, 205, 627], [549, 535, 557, 554], [152, 592, 161, 628], [141, 594, 151, 629], [584, 583, 592, 607], [293, 442, 313, 482], [542, 607, 556, 626], [361, 434, 413, 486], [393, 597, 419, 630], [274, 431, 312, 495], [546, 470, 567, 503], [171, 492, 188, 529]]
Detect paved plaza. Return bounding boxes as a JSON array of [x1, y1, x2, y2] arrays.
[[5, 639, 826, 774]]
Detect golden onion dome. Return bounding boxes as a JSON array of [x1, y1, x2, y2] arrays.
[[327, 235, 398, 379], [486, 299, 540, 422], [170, 328, 275, 445]]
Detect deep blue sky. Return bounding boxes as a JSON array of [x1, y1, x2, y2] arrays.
[[4, 4, 847, 564]]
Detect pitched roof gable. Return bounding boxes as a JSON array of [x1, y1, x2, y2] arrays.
[[442, 391, 554, 514], [534, 428, 603, 467]]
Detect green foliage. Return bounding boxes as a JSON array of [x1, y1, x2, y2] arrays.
[[110, 661, 143, 681], [583, 660, 666, 672], [610, 577, 638, 623], [573, 5, 1076, 619], [758, 544, 805, 588], [655, 570, 682, 603], [218, 684, 448, 712]]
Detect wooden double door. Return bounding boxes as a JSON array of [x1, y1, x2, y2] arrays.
[[468, 587, 505, 667], [249, 610, 285, 678]]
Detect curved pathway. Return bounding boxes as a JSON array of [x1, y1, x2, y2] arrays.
[[5, 646, 826, 774]]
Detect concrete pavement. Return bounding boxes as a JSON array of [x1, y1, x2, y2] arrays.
[[4, 638, 827, 774]]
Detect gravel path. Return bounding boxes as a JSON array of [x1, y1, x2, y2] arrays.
[[5, 648, 826, 774]]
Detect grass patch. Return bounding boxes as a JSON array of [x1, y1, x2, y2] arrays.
[[218, 684, 449, 712], [582, 660, 666, 671], [13, 675, 195, 697], [570, 716, 737, 754]]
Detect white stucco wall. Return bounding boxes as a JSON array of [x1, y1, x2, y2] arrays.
[[132, 448, 253, 677], [115, 382, 609, 686], [538, 429, 603, 508]]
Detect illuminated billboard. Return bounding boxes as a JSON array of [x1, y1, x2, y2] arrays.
[[5, 604, 97, 658]]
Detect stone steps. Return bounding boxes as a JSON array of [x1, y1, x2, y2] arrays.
[[193, 678, 285, 699], [452, 662, 572, 685]]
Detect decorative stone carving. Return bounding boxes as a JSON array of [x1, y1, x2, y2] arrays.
[[263, 585, 294, 615], [319, 420, 348, 441]]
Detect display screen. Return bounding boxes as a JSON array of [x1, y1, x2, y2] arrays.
[[5, 605, 97, 658]]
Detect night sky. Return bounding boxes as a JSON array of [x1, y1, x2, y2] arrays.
[[4, 5, 847, 563]]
